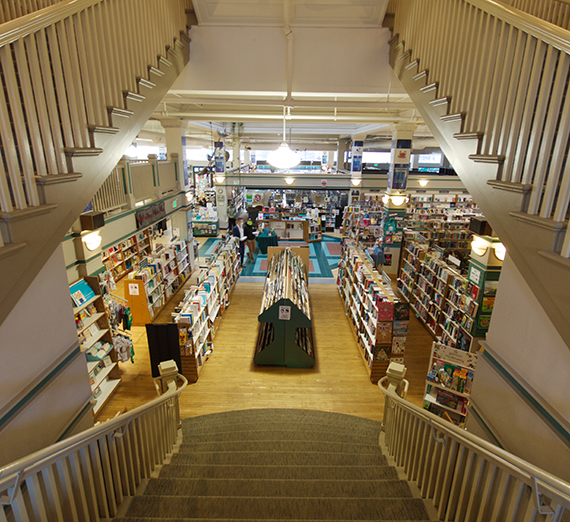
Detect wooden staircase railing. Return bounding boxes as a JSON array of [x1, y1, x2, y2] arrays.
[[0, 374, 187, 521], [379, 379, 570, 522]]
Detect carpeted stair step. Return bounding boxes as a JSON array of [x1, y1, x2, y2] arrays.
[[159, 463, 400, 481], [182, 424, 380, 441], [143, 478, 413, 499], [124, 495, 430, 520], [120, 519, 428, 522], [178, 440, 383, 454], [179, 428, 379, 444], [169, 451, 388, 467]]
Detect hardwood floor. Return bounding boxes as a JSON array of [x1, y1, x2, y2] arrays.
[[98, 269, 433, 424]]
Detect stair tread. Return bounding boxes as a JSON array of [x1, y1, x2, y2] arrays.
[[159, 464, 398, 481], [178, 441, 382, 454], [180, 430, 379, 443], [143, 478, 413, 499], [125, 495, 430, 520], [170, 452, 387, 467], [119, 519, 428, 522]]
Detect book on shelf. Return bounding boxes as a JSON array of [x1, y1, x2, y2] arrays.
[[70, 279, 97, 306]]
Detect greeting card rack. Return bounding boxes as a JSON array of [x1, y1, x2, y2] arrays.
[[254, 247, 315, 368]]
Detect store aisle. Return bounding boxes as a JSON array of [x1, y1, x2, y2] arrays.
[[98, 278, 432, 423]]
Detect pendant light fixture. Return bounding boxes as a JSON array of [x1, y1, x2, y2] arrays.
[[267, 106, 300, 170]]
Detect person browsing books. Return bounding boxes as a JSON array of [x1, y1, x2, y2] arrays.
[[244, 217, 259, 263], [232, 216, 247, 267]]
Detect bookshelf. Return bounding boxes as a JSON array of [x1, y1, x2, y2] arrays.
[[69, 276, 121, 417], [254, 247, 315, 368], [126, 239, 193, 325], [170, 235, 240, 382], [101, 229, 152, 281], [397, 237, 501, 352], [424, 342, 478, 427], [337, 239, 410, 383], [304, 220, 322, 243]]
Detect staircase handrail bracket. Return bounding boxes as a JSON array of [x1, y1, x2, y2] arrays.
[[380, 384, 570, 512], [0, 373, 188, 494]]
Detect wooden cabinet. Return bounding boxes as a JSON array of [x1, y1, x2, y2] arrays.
[[69, 276, 121, 417]]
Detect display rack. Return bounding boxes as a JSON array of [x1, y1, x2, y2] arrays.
[[254, 247, 315, 368], [192, 219, 219, 237], [126, 240, 192, 325], [69, 276, 121, 417], [424, 341, 478, 427], [170, 235, 240, 382], [101, 229, 152, 281], [337, 239, 410, 383], [305, 220, 322, 243]]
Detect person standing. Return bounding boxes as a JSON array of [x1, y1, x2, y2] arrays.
[[232, 216, 247, 267], [244, 216, 258, 263], [227, 203, 237, 231]]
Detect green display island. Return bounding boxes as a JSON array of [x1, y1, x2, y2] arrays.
[[254, 247, 315, 368]]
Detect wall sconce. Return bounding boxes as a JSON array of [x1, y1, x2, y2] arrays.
[[351, 178, 361, 186], [82, 232, 102, 252], [493, 242, 507, 261], [419, 179, 429, 187], [215, 175, 225, 184], [471, 236, 489, 257], [390, 195, 408, 206], [285, 177, 295, 185], [382, 194, 389, 205]]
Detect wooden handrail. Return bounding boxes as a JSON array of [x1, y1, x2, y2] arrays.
[[379, 380, 570, 507], [0, 373, 187, 489]]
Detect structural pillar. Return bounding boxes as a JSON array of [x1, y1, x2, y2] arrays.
[[214, 141, 229, 229], [160, 118, 189, 189], [382, 123, 417, 276], [337, 139, 351, 170]]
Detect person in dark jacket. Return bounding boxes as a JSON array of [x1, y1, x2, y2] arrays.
[[232, 217, 247, 267], [244, 217, 258, 262]]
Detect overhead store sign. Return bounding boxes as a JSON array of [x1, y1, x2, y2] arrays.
[[135, 201, 166, 229]]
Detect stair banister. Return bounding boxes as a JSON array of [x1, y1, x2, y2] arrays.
[[379, 381, 570, 520], [0, 373, 188, 520]]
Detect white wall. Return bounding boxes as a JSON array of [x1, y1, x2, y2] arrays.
[[171, 26, 405, 95], [0, 245, 93, 466], [470, 254, 570, 480]]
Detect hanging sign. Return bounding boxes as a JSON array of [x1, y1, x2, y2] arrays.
[[388, 138, 412, 191], [135, 201, 166, 229], [214, 141, 225, 174], [351, 140, 364, 175]]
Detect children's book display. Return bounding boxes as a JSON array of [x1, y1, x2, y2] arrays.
[[397, 238, 501, 352], [170, 235, 240, 382], [255, 247, 315, 368], [424, 342, 478, 427], [101, 229, 152, 281], [192, 205, 219, 237], [337, 239, 410, 383], [69, 276, 121, 417], [126, 239, 193, 325]]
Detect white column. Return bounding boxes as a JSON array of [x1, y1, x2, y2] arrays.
[[160, 118, 188, 189], [232, 138, 240, 170]]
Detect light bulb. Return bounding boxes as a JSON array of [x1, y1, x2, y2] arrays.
[[82, 232, 102, 251], [472, 236, 489, 257], [419, 179, 429, 187], [351, 178, 361, 186], [267, 143, 300, 170], [285, 177, 295, 185], [494, 242, 506, 261], [215, 175, 225, 184], [390, 195, 407, 206]]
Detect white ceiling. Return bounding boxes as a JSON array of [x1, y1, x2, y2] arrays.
[[142, 0, 433, 151]]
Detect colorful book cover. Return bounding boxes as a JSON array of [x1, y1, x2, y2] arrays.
[[377, 322, 392, 343], [393, 320, 410, 336], [481, 296, 495, 313], [69, 279, 96, 306], [394, 302, 410, 321], [373, 345, 391, 361], [377, 301, 394, 321], [478, 315, 492, 329], [392, 336, 406, 354]]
